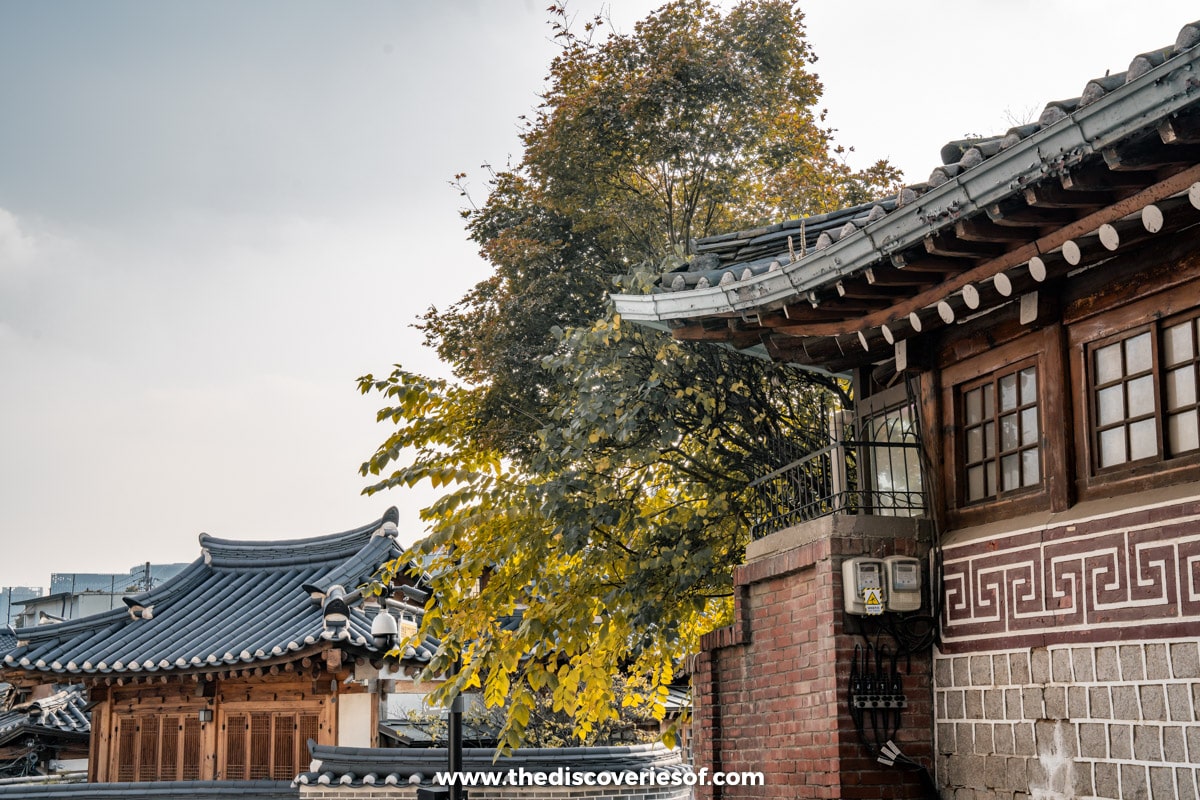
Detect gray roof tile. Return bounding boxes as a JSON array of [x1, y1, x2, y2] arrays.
[[2, 511, 436, 677], [297, 742, 690, 787], [0, 684, 90, 746]]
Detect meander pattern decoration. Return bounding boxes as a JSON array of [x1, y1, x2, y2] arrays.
[[941, 507, 1200, 650]]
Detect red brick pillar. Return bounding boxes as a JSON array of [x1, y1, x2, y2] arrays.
[[689, 516, 934, 799]]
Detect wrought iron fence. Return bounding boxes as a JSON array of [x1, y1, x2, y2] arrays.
[[747, 406, 926, 540]]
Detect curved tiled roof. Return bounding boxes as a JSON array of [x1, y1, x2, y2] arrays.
[[1, 510, 437, 678], [0, 684, 90, 745], [296, 742, 690, 788], [612, 19, 1200, 372]]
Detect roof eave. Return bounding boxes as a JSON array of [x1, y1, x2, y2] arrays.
[[611, 46, 1200, 325]]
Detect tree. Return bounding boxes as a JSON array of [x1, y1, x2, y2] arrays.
[[361, 0, 900, 751]]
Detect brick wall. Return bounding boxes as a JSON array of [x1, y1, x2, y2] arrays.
[[691, 515, 934, 799]]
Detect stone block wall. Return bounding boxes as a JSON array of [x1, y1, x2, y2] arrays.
[[690, 515, 934, 799], [933, 641, 1200, 799]]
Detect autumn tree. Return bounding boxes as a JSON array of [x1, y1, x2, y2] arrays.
[[361, 0, 900, 751]]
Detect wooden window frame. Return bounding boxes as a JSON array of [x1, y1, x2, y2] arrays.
[[112, 712, 204, 782], [958, 357, 1042, 505], [218, 703, 325, 782], [941, 326, 1069, 528], [1069, 284, 1200, 498]]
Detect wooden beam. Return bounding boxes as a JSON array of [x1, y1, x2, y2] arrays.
[[864, 266, 938, 287], [923, 232, 1008, 259], [760, 305, 865, 323], [671, 323, 762, 349], [953, 217, 1030, 243], [1095, 214, 1157, 253], [763, 333, 847, 366], [1103, 141, 1200, 171], [986, 199, 1077, 227], [1061, 162, 1154, 191], [834, 278, 905, 302], [1023, 182, 1111, 209], [1159, 112, 1200, 145], [1060, 234, 1109, 267], [890, 252, 963, 273], [880, 313, 922, 344], [805, 297, 895, 314]]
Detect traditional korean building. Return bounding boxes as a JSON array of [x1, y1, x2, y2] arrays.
[[0, 684, 90, 778], [0, 508, 436, 785], [612, 19, 1200, 800]]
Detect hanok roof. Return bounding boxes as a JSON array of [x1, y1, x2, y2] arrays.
[[296, 742, 690, 788], [0, 684, 90, 746], [2, 509, 436, 678], [611, 20, 1200, 374]]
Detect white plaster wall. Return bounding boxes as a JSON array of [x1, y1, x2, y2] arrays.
[[338, 692, 375, 748]]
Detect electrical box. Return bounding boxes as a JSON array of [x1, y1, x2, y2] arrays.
[[842, 558, 886, 615], [884, 555, 923, 612]]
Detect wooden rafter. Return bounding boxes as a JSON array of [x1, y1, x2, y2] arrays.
[[954, 217, 1031, 243], [755, 164, 1200, 339], [1103, 140, 1200, 171], [986, 199, 1077, 227], [1061, 162, 1154, 191], [924, 232, 1009, 259], [1159, 112, 1200, 145], [1023, 182, 1111, 209]]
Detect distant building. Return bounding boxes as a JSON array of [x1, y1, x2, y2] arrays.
[[11, 564, 189, 629], [0, 587, 42, 627], [49, 562, 189, 595]]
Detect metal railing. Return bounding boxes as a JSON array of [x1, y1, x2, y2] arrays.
[[747, 411, 926, 540]]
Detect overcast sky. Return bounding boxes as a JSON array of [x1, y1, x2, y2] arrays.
[[1, 1, 1196, 589]]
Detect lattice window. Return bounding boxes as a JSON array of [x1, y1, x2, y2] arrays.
[[248, 712, 271, 780], [137, 716, 160, 781], [960, 361, 1041, 503], [223, 709, 320, 781], [1087, 312, 1200, 472], [115, 719, 137, 781], [298, 714, 320, 754], [112, 712, 204, 782], [224, 713, 248, 779], [159, 718, 179, 779], [181, 717, 203, 780], [1163, 316, 1200, 454], [273, 716, 296, 780]]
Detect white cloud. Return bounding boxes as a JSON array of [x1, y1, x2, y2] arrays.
[[0, 207, 37, 266]]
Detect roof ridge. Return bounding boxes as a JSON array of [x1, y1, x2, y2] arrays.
[[199, 508, 398, 568]]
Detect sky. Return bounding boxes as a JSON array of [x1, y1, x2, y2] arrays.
[[1, 0, 1197, 589]]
